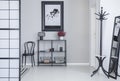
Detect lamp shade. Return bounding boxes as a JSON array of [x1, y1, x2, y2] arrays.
[[38, 32, 45, 37]]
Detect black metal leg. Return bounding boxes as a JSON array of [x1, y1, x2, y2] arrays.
[[32, 56, 33, 66], [91, 56, 100, 77], [118, 75, 120, 77], [101, 58, 108, 76], [22, 55, 23, 67], [91, 56, 108, 77], [31, 56, 33, 67], [33, 56, 35, 66], [101, 66, 108, 77], [65, 62, 67, 66], [32, 56, 35, 66], [91, 65, 100, 77], [25, 56, 26, 66], [101, 57, 108, 77]]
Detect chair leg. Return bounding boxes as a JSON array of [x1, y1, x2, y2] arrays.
[[22, 55, 23, 67], [25, 56, 26, 66], [31, 56, 33, 67], [33, 56, 35, 66]]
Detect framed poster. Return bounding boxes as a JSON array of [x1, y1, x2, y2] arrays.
[[42, 1, 64, 31]]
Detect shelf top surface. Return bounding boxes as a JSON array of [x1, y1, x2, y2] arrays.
[[38, 40, 66, 41], [39, 51, 66, 52], [0, 0, 20, 1]]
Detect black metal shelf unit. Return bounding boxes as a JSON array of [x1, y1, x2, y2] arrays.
[[108, 16, 120, 79], [37, 40, 67, 66], [0, 0, 21, 81]]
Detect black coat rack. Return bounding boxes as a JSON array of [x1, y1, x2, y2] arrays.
[[91, 7, 109, 77]]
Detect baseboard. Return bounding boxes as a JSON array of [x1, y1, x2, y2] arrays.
[[67, 63, 90, 66], [23, 63, 90, 66], [22, 63, 33, 66]]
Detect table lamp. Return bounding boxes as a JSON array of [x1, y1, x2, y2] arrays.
[[38, 32, 45, 40]]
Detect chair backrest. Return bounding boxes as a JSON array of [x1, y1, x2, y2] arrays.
[[24, 41, 35, 54]]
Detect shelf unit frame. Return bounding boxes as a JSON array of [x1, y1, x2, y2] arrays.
[[37, 40, 67, 66], [108, 16, 120, 79]]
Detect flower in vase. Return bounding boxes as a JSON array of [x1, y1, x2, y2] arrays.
[[58, 31, 66, 37], [57, 31, 66, 40]]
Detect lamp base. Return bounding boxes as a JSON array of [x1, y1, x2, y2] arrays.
[[40, 37, 43, 40]]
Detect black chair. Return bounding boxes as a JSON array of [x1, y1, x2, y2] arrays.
[[22, 41, 35, 67]]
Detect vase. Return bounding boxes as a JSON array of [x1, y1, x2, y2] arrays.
[[59, 36, 64, 40]]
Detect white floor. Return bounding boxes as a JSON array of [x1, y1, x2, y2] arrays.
[[22, 65, 120, 81]]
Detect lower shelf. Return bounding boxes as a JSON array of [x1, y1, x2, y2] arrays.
[[38, 61, 53, 64], [38, 61, 66, 66]]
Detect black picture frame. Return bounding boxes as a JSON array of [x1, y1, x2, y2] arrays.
[[42, 1, 64, 31]]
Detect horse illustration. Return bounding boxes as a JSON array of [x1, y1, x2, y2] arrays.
[[50, 9, 59, 18]]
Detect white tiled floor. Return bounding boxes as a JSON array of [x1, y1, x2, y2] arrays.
[[22, 65, 120, 81]]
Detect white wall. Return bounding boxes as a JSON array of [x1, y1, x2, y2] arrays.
[[89, 7, 96, 67], [89, 0, 100, 67], [100, 0, 120, 72], [21, 0, 89, 64]]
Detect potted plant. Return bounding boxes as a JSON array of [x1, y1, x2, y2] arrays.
[[57, 31, 66, 40]]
